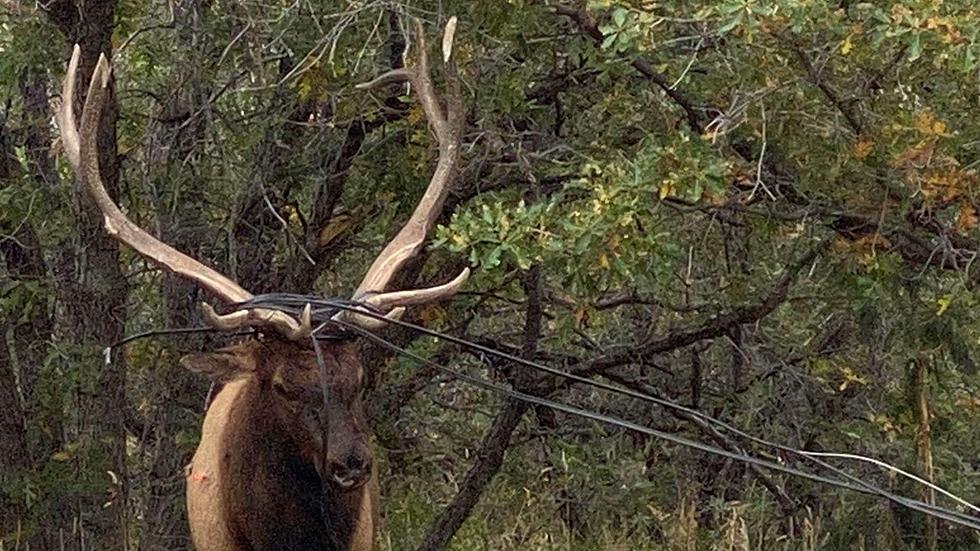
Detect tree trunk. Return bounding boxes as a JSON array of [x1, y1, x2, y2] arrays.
[[418, 266, 544, 550], [48, 2, 129, 548], [914, 358, 937, 551]]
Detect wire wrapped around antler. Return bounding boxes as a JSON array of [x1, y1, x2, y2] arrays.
[[339, 17, 470, 329], [56, 17, 469, 338]]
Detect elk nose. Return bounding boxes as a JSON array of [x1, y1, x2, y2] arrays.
[[328, 455, 372, 491]]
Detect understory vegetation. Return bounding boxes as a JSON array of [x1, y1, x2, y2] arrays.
[[3, 0, 980, 549]]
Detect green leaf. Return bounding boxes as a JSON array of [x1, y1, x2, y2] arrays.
[[485, 246, 503, 268], [908, 32, 922, 61], [601, 33, 619, 50], [597, 24, 616, 35], [717, 13, 744, 35], [612, 7, 628, 28]]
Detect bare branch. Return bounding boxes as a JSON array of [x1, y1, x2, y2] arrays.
[[604, 372, 798, 515], [578, 240, 829, 376], [789, 39, 863, 135], [355, 68, 412, 89], [551, 4, 706, 133]]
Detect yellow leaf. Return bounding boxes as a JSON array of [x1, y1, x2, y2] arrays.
[[406, 105, 424, 125], [840, 35, 853, 55], [51, 451, 71, 462], [914, 110, 935, 135], [914, 110, 950, 137], [700, 129, 720, 141], [853, 137, 873, 160], [956, 203, 978, 233], [317, 214, 353, 248], [598, 253, 610, 269], [936, 295, 952, 316]]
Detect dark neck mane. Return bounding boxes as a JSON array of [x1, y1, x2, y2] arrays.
[[220, 377, 359, 551]]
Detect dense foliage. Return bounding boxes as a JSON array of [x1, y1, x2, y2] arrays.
[[2, 0, 980, 549]]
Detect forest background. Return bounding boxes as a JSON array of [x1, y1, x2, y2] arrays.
[[2, 0, 980, 549]]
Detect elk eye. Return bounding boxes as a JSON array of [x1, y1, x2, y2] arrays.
[[272, 380, 292, 398]]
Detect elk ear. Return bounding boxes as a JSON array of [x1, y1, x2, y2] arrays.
[[179, 350, 253, 382]]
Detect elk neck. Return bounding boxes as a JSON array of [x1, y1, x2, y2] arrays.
[[210, 350, 370, 551]]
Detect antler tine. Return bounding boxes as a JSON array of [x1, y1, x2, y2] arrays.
[[200, 303, 311, 340], [57, 45, 82, 170], [59, 46, 309, 340], [339, 16, 469, 330], [364, 267, 470, 309]]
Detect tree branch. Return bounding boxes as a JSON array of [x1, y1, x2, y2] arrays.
[[550, 4, 706, 132], [418, 266, 544, 550], [604, 372, 798, 515], [578, 240, 829, 376], [788, 39, 863, 135]]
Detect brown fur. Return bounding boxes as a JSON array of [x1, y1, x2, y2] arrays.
[[183, 339, 377, 551]]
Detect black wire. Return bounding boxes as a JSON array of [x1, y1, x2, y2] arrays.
[[310, 330, 332, 480], [329, 316, 980, 532], [235, 297, 974, 505], [105, 294, 980, 531], [308, 297, 980, 530], [107, 326, 221, 348]]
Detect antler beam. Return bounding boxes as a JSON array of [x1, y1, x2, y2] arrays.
[[57, 45, 309, 339], [341, 17, 470, 329]]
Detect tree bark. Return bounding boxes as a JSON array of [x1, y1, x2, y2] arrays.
[[19, 66, 59, 188], [914, 358, 937, 551], [48, 1, 129, 548]]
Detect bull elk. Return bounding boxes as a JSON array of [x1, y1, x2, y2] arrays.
[[57, 19, 467, 551]]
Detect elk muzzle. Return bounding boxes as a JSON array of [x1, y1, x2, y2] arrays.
[[326, 449, 372, 491], [318, 406, 373, 492]]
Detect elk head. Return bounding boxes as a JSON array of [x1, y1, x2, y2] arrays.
[[179, 339, 373, 489], [57, 18, 467, 494]]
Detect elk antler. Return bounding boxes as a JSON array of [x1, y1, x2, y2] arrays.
[[339, 17, 470, 329], [57, 46, 310, 339]]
